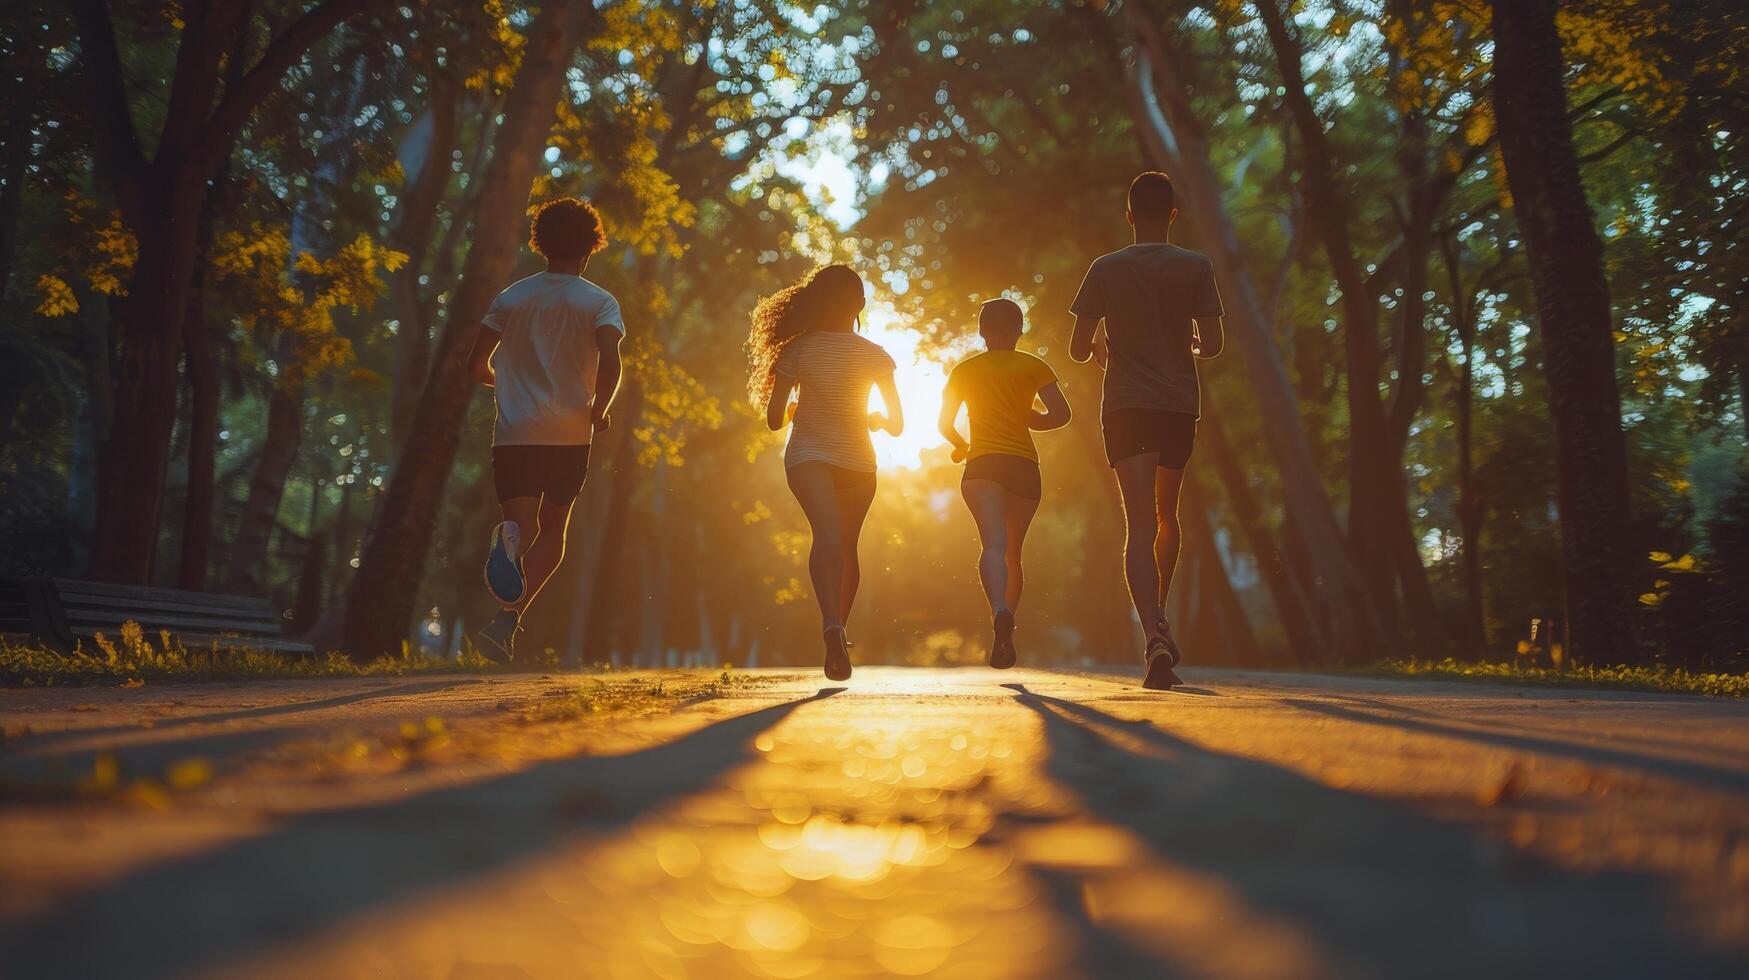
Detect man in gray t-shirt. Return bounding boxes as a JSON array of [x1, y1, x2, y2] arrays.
[[1068, 171, 1225, 690]]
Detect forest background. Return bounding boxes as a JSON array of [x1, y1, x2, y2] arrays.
[[2, 0, 1745, 670]]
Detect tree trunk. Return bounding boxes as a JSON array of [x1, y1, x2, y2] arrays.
[[68, 297, 112, 556], [176, 272, 219, 591], [387, 76, 460, 460], [1491, 0, 1640, 663], [1120, 8, 1391, 663], [1200, 404, 1319, 664], [1254, 0, 1448, 653], [87, 175, 207, 583], [1443, 236, 1488, 656], [336, 1, 604, 658], [226, 383, 303, 594], [1182, 470, 1264, 667], [0, 82, 28, 300], [584, 383, 646, 661]]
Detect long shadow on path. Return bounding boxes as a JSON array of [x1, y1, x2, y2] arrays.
[[1282, 697, 1749, 797], [7, 679, 480, 753], [1006, 684, 1740, 980], [0, 687, 843, 979]]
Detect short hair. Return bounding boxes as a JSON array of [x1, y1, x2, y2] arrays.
[[1127, 171, 1176, 221], [530, 197, 607, 261], [979, 298, 1024, 338]]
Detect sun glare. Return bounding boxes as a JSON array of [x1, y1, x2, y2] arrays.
[[772, 118, 976, 471], [860, 302, 972, 470]]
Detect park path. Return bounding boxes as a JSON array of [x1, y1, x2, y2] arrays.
[[2, 666, 1747, 978]]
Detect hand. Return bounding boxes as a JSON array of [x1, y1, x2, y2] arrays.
[[591, 412, 611, 432], [868, 411, 887, 434], [950, 445, 968, 464]]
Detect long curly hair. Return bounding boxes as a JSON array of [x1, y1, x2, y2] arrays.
[[745, 264, 865, 405]]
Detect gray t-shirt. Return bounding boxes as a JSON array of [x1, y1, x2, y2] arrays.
[[483, 272, 624, 446], [1068, 243, 1224, 418]]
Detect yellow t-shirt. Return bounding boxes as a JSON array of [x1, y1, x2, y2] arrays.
[[945, 349, 1059, 462]]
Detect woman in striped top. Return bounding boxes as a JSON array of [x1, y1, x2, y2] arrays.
[[748, 265, 903, 681]]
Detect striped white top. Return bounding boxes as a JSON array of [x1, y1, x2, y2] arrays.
[[776, 331, 896, 471]]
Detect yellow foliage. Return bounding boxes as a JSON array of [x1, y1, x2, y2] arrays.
[[211, 224, 407, 388], [466, 0, 527, 91], [89, 218, 139, 296], [35, 194, 140, 310], [34, 275, 79, 317], [627, 337, 723, 467]]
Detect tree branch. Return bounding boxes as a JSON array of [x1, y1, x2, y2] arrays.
[[198, 0, 382, 177], [68, 0, 148, 215]]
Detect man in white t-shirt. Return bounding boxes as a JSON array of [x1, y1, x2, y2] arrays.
[[466, 197, 624, 661]]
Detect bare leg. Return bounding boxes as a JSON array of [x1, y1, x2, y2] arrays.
[[834, 477, 876, 628], [513, 495, 576, 617], [1002, 494, 1040, 613], [1153, 466, 1187, 613], [787, 464, 847, 630], [1114, 454, 1165, 643], [961, 479, 1011, 615]]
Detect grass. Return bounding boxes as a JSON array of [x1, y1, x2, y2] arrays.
[[1359, 657, 1749, 697], [2, 620, 514, 687]]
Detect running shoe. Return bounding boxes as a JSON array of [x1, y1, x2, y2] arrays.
[[484, 521, 524, 605], [823, 626, 852, 682], [1142, 619, 1183, 690], [989, 608, 1017, 670], [477, 609, 520, 663]]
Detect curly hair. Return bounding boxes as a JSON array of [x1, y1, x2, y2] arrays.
[[529, 197, 607, 261], [745, 264, 865, 406]]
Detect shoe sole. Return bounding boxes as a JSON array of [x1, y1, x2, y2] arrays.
[[484, 526, 525, 605], [989, 610, 1016, 670]]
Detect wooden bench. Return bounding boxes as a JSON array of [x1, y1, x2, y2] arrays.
[[0, 578, 314, 656]]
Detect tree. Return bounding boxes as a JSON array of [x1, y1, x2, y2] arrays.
[[69, 0, 389, 584], [1490, 0, 1640, 663], [336, 0, 605, 657]]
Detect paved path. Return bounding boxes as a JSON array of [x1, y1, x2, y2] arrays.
[[2, 666, 1746, 978]]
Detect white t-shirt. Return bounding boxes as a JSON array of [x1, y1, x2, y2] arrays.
[[483, 272, 624, 446], [776, 331, 896, 471]]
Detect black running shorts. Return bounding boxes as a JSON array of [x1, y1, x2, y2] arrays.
[[492, 444, 592, 502], [786, 461, 876, 491], [1101, 409, 1197, 469], [962, 453, 1043, 500]]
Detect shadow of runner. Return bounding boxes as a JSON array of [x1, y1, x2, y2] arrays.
[[8, 679, 479, 752], [1004, 684, 1739, 980], [1281, 697, 1749, 797], [0, 687, 844, 979]]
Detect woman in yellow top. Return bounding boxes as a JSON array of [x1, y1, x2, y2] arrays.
[[938, 299, 1072, 668]]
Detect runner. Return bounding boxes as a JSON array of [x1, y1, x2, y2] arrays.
[[747, 265, 902, 681], [938, 298, 1071, 668], [1068, 171, 1225, 690], [467, 197, 624, 662]]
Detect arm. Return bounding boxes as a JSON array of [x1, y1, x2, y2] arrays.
[[1193, 316, 1225, 359], [869, 372, 904, 436], [1069, 314, 1100, 364], [591, 326, 623, 429], [467, 324, 500, 387], [765, 373, 798, 431], [1029, 381, 1072, 430], [937, 386, 969, 462]]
